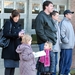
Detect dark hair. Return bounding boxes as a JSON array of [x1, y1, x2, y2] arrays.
[[11, 9, 20, 18], [50, 10, 58, 17], [43, 1, 53, 10]]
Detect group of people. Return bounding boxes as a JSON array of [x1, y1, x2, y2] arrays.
[[35, 1, 75, 75], [1, 1, 75, 75]]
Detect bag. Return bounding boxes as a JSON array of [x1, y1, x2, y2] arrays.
[[0, 21, 12, 48], [0, 37, 10, 48]]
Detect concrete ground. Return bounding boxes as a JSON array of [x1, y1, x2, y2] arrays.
[[71, 47, 75, 69], [0, 45, 75, 75], [0, 45, 39, 75]]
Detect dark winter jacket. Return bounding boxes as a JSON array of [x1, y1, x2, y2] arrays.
[[36, 51, 55, 73], [35, 11, 57, 45], [1, 18, 22, 60]]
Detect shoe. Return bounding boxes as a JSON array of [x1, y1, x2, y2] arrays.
[[68, 73, 71, 75]]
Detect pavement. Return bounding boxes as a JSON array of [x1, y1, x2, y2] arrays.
[[71, 47, 75, 69], [0, 45, 75, 75]]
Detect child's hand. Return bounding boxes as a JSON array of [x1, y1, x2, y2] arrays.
[[33, 52, 35, 55]]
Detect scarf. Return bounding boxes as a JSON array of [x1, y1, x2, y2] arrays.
[[39, 49, 50, 67]]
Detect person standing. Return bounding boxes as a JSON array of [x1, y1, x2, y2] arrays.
[[16, 34, 36, 75], [1, 10, 24, 75], [35, 1, 57, 75], [50, 10, 61, 75], [36, 41, 55, 75], [59, 10, 75, 75]]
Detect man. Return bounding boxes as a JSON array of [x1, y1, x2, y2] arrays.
[[59, 10, 75, 75], [35, 1, 57, 75], [50, 10, 61, 75]]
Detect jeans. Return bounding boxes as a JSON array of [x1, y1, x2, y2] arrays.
[[51, 52, 58, 75], [59, 49, 72, 75], [37, 43, 44, 75]]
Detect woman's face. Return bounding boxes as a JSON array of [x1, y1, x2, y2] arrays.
[[13, 15, 20, 22]]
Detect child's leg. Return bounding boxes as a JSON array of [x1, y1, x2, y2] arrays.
[[41, 72, 48, 75], [46, 72, 52, 75], [41, 72, 44, 75]]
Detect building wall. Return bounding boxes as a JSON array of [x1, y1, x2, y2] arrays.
[[70, 0, 75, 31], [69, 0, 75, 69], [0, 1, 75, 75]]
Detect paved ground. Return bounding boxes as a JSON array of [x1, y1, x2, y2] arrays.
[[71, 47, 75, 69], [0, 45, 75, 75]]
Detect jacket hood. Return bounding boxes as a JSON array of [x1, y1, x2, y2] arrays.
[[16, 44, 30, 54]]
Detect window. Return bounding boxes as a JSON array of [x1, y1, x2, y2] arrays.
[[53, 4, 66, 15], [53, 5, 57, 11], [31, 34, 37, 44], [19, 19, 24, 29], [59, 5, 65, 14], [16, 2, 25, 13], [32, 3, 40, 14], [32, 19, 35, 29], [0, 1, 1, 13], [4, 1, 14, 13]]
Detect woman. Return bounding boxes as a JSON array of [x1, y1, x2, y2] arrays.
[[1, 10, 24, 75]]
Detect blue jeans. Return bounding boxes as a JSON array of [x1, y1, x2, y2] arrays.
[[37, 43, 44, 75], [51, 52, 58, 75], [59, 49, 72, 75]]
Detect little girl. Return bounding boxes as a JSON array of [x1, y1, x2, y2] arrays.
[[36, 41, 55, 75], [16, 34, 36, 75]]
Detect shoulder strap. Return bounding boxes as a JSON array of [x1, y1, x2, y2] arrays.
[[9, 21, 12, 32]]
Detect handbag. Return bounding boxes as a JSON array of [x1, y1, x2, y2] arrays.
[[0, 21, 12, 48]]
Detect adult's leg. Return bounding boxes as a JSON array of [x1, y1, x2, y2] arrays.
[[59, 49, 72, 75], [64, 49, 72, 75], [51, 52, 58, 75], [10, 68, 15, 75], [5, 68, 11, 75], [38, 43, 44, 51], [5, 68, 15, 75], [59, 49, 66, 75], [37, 43, 44, 75]]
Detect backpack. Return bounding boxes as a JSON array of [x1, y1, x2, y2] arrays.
[[0, 21, 12, 48]]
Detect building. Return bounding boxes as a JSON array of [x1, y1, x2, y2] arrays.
[[0, 0, 73, 43], [0, 0, 75, 75]]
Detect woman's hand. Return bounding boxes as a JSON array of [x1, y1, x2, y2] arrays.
[[19, 30, 25, 37]]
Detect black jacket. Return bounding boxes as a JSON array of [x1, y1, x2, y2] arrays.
[[1, 18, 22, 60], [35, 11, 57, 45], [36, 51, 55, 73]]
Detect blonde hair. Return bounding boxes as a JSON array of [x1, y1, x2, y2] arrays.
[[21, 34, 32, 44], [45, 41, 52, 49]]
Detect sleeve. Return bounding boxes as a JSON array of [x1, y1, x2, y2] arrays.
[[50, 51, 55, 73], [22, 47, 34, 61], [35, 15, 48, 42], [3, 21, 21, 39], [60, 23, 69, 44]]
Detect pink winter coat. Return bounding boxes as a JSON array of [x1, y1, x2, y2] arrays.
[[16, 44, 36, 75]]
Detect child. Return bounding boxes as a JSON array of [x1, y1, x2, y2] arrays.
[[36, 41, 55, 75], [16, 34, 36, 75]]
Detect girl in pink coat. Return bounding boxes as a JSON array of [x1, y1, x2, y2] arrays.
[[16, 34, 36, 75]]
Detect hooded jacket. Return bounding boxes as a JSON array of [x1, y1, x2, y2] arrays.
[[16, 44, 36, 75]]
